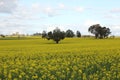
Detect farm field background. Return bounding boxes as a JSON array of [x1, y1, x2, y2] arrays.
[[0, 37, 120, 80]]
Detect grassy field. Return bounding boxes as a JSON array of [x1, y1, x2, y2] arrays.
[[0, 37, 120, 80]]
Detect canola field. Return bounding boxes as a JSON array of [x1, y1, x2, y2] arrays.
[[0, 37, 120, 80]]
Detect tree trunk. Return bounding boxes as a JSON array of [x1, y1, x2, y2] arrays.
[[95, 34, 98, 39], [56, 41, 59, 44]]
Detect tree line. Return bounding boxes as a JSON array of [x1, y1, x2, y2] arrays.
[[0, 24, 111, 43], [41, 24, 111, 44], [42, 27, 81, 43]]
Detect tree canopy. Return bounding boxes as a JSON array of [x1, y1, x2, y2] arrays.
[[88, 24, 111, 39], [76, 31, 81, 38], [46, 27, 65, 44], [41, 31, 47, 38], [65, 29, 75, 38]]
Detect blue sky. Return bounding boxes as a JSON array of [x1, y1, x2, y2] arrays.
[[0, 0, 120, 35]]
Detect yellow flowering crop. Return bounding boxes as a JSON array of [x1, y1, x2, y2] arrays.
[[0, 38, 120, 79]]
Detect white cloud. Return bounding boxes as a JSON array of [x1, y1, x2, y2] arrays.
[[104, 14, 120, 19], [30, 3, 84, 17], [47, 25, 56, 32], [31, 3, 41, 13], [43, 6, 63, 17], [84, 20, 100, 26], [0, 0, 18, 13], [0, 1, 4, 5], [31, 3, 60, 17], [46, 24, 66, 32], [108, 25, 120, 36], [44, 7, 55, 16], [75, 7, 84, 12], [110, 8, 120, 13], [32, 3, 40, 10], [0, 20, 27, 34], [58, 3, 65, 9], [8, 4, 44, 20]]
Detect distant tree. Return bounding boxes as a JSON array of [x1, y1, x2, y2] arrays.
[[101, 27, 111, 38], [65, 29, 75, 38], [47, 31, 53, 40], [88, 24, 111, 39], [76, 31, 81, 37], [33, 32, 41, 36], [88, 24, 101, 38], [42, 31, 47, 38], [0, 34, 5, 38], [47, 27, 65, 44]]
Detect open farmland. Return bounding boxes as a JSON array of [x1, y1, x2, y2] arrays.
[[0, 37, 120, 80]]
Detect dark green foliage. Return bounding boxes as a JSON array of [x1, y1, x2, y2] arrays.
[[65, 29, 75, 38], [47, 27, 65, 44], [88, 24, 111, 39], [42, 31, 47, 38], [76, 31, 81, 38], [47, 31, 53, 40], [33, 32, 41, 36], [0, 34, 5, 38]]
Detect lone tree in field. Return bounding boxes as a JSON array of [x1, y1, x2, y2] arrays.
[[65, 29, 75, 38], [76, 31, 81, 38], [88, 24, 111, 39], [47, 27, 65, 44]]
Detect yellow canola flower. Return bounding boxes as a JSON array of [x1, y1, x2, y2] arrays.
[[19, 75, 22, 78], [67, 68, 70, 71], [8, 73, 12, 79], [32, 75, 38, 79], [3, 65, 7, 69], [78, 69, 82, 73]]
